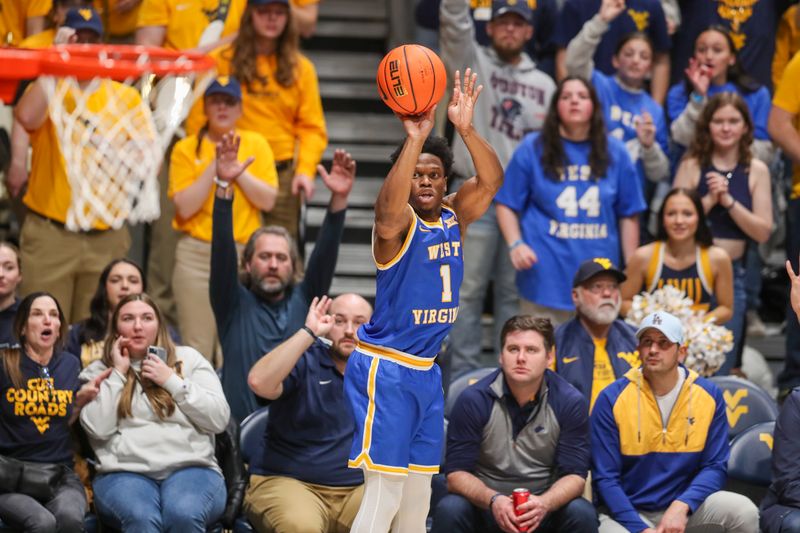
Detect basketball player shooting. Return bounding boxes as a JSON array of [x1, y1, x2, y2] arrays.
[[344, 69, 503, 533]]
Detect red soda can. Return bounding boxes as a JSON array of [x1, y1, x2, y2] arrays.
[[513, 488, 530, 532]]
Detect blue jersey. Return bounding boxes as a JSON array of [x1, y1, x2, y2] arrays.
[[495, 133, 646, 310], [592, 71, 668, 187], [357, 205, 464, 362]]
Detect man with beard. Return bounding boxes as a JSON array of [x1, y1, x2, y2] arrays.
[[554, 258, 639, 411], [210, 141, 354, 421], [244, 293, 372, 532], [439, 0, 555, 377]]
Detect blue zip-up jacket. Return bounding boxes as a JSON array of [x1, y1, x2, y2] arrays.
[[591, 366, 729, 532], [554, 318, 639, 406]]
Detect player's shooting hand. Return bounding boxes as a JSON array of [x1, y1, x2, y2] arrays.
[[448, 68, 482, 137], [510, 242, 537, 270], [216, 131, 254, 183], [491, 495, 521, 533], [305, 296, 334, 338], [398, 104, 437, 141], [318, 149, 356, 199]]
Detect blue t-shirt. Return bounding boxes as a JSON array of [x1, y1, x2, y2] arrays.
[[670, 0, 788, 90], [251, 340, 363, 487], [592, 70, 668, 187], [555, 0, 670, 75], [0, 350, 80, 464], [495, 133, 646, 310]]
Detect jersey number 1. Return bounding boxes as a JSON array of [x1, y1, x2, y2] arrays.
[[440, 265, 452, 303]]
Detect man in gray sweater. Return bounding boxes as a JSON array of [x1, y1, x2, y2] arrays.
[[439, 0, 556, 378]]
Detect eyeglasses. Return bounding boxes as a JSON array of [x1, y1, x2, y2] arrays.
[[639, 338, 676, 350], [39, 366, 54, 391]]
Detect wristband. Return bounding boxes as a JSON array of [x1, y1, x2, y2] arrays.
[[489, 492, 503, 509], [509, 239, 524, 251], [301, 326, 317, 340], [213, 176, 231, 189], [725, 199, 737, 210], [690, 91, 704, 104]]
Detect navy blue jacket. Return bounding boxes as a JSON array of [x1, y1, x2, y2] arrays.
[[761, 388, 800, 532], [554, 318, 638, 406]]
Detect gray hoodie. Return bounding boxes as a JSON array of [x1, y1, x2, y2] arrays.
[[79, 346, 230, 480]]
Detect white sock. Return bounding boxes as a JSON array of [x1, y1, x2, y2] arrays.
[[390, 472, 433, 533], [350, 470, 406, 533]]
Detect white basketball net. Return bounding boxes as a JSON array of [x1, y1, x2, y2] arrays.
[[40, 52, 213, 231]]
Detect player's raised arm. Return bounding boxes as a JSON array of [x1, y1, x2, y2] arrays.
[[373, 107, 436, 263], [447, 69, 504, 230]]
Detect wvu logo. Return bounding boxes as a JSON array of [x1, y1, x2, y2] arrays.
[[444, 217, 458, 229], [723, 389, 749, 427], [593, 257, 612, 270], [79, 8, 93, 20], [627, 9, 650, 32], [31, 416, 50, 434], [617, 350, 640, 369]]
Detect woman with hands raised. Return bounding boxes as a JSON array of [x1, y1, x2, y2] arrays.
[[79, 293, 230, 532]]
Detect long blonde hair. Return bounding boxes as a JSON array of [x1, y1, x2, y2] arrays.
[[230, 4, 300, 89], [101, 293, 181, 420]]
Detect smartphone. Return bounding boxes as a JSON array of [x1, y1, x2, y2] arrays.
[[147, 346, 167, 363]]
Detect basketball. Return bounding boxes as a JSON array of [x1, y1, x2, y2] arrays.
[[376, 44, 446, 116]]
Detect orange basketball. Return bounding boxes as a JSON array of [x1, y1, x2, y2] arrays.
[[376, 44, 447, 116]]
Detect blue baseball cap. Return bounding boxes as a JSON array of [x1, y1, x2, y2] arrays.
[[573, 257, 626, 288], [248, 0, 288, 6], [635, 312, 684, 345], [491, 0, 533, 24], [64, 7, 103, 36], [204, 76, 242, 101]]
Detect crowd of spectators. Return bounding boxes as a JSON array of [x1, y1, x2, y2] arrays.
[[4, 0, 800, 531]]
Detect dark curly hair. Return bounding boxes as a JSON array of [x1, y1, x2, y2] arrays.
[[686, 92, 753, 169], [538, 76, 608, 181], [389, 135, 454, 180]]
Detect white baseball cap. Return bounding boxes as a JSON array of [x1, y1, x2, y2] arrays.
[[635, 311, 684, 344]]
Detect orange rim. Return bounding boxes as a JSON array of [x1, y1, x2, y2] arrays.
[[0, 44, 214, 81]]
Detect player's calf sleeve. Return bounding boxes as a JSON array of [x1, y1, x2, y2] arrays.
[[350, 470, 406, 533], [390, 472, 433, 533]]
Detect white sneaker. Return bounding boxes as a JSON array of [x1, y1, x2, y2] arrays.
[[747, 310, 767, 338]]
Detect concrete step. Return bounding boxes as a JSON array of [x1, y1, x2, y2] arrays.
[[310, 178, 381, 208], [309, 51, 383, 81], [319, 0, 387, 21], [326, 112, 404, 145], [304, 242, 374, 276], [321, 143, 395, 168], [314, 20, 388, 41]]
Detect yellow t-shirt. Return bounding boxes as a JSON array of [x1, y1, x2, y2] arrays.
[[773, 6, 800, 91], [590, 337, 615, 412], [24, 80, 145, 229], [773, 51, 800, 200], [94, 0, 142, 37], [19, 28, 54, 48], [136, 0, 245, 50], [0, 0, 51, 46], [168, 128, 277, 243], [186, 46, 327, 178]]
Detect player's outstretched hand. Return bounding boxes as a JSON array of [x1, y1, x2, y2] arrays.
[[788, 257, 800, 322], [216, 131, 254, 183], [448, 68, 482, 137], [305, 296, 334, 338], [318, 149, 356, 200], [397, 104, 437, 141]]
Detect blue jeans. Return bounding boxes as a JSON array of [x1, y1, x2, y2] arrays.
[[780, 198, 800, 391], [717, 259, 747, 375], [93, 467, 226, 532], [430, 493, 598, 533], [447, 207, 518, 378]]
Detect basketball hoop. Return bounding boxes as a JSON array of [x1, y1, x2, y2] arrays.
[[0, 44, 215, 230]]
